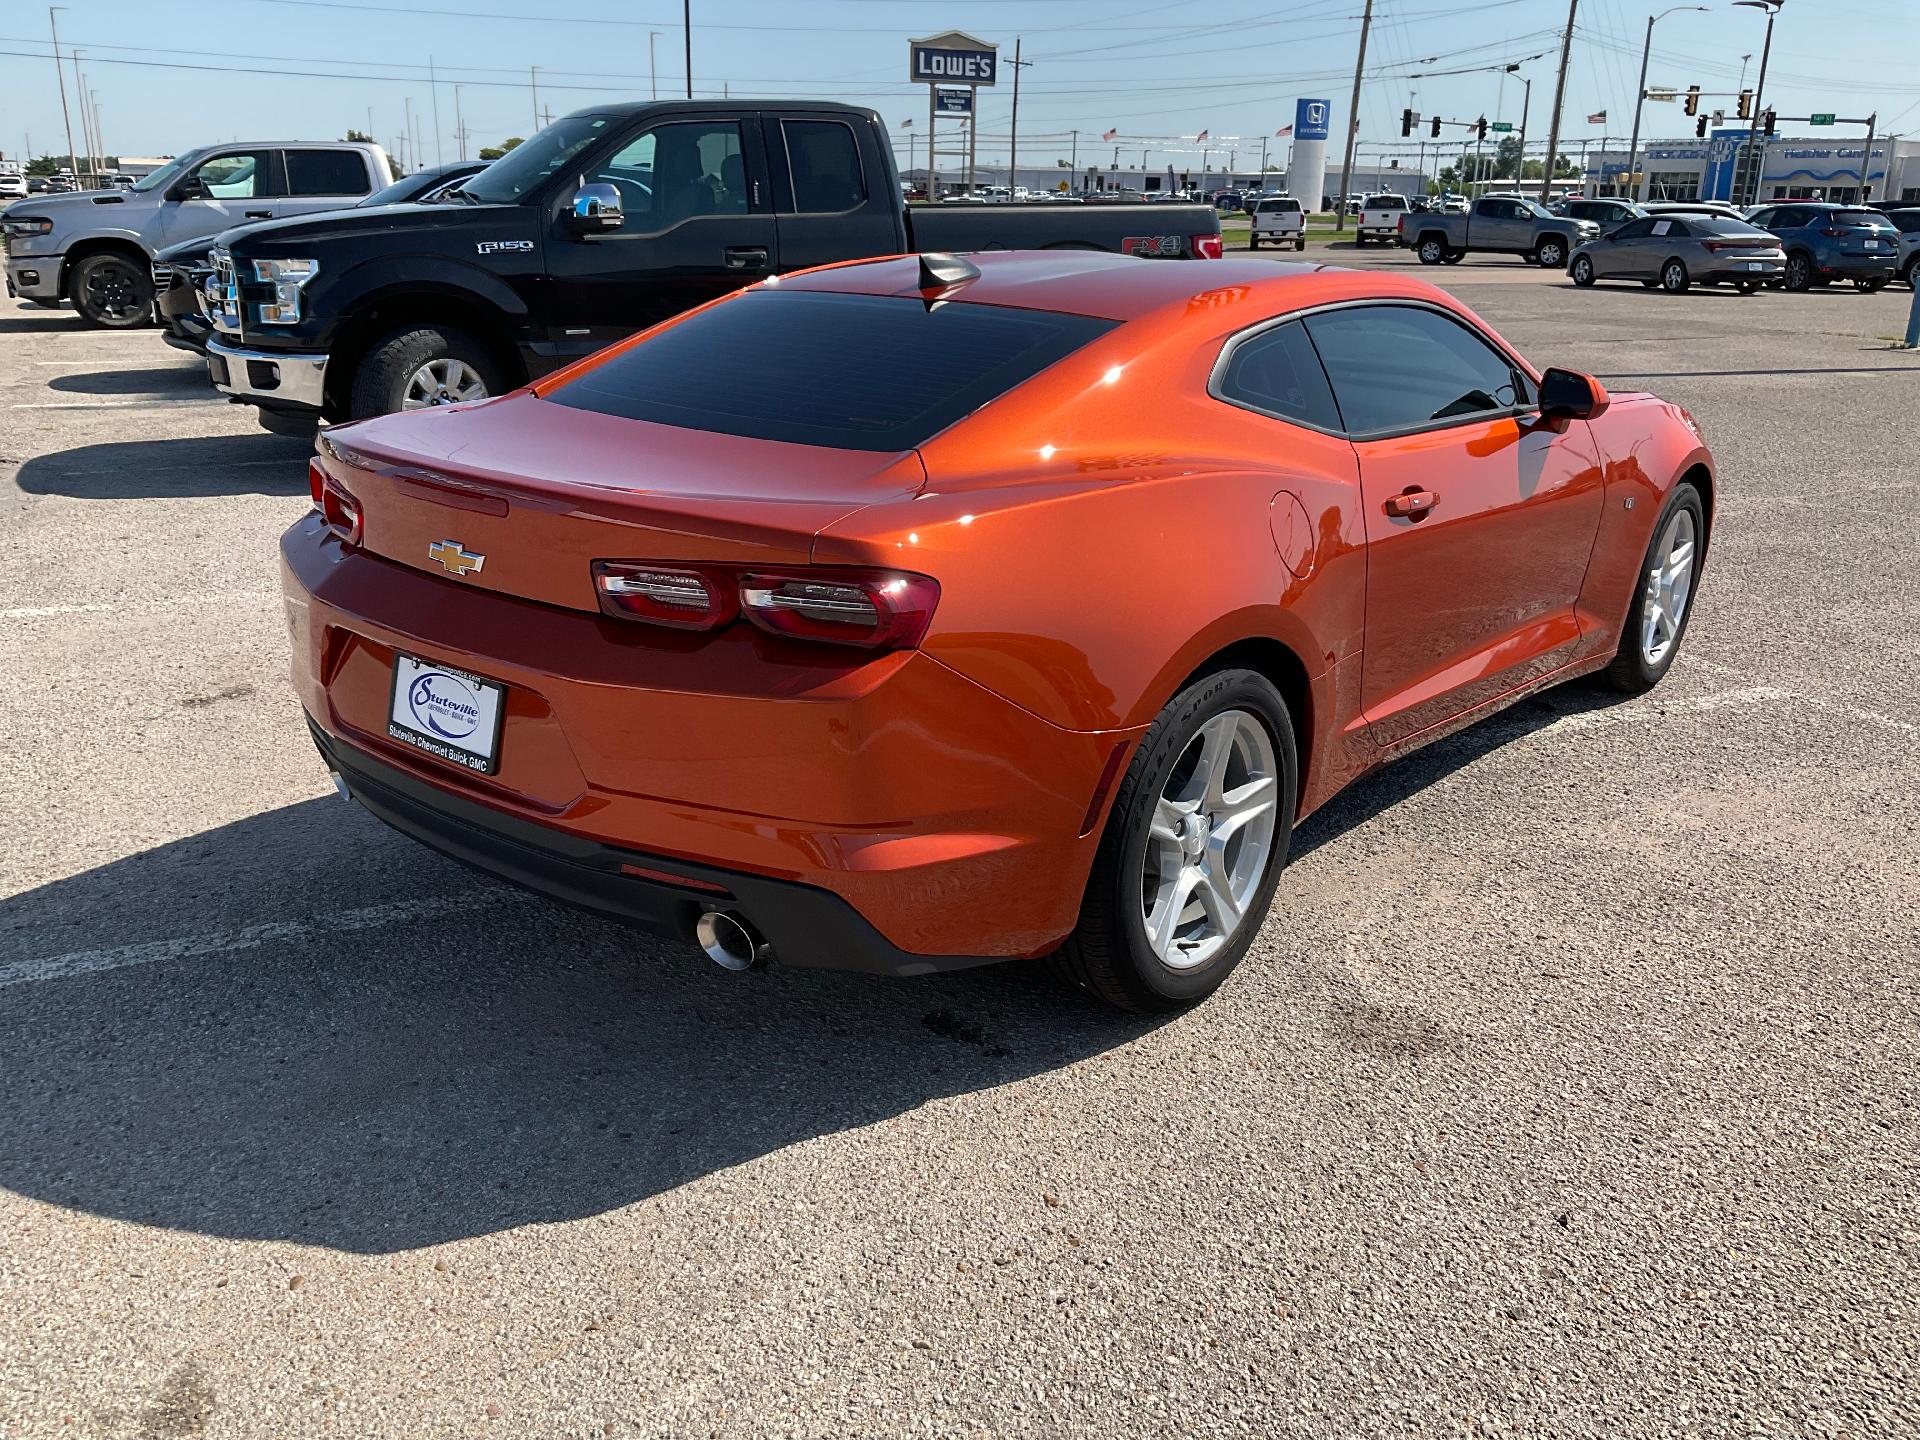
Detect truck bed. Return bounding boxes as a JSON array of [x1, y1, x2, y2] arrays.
[[909, 202, 1221, 260]]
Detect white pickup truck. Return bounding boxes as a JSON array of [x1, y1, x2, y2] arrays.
[[1248, 195, 1307, 251], [1355, 193, 1409, 247], [2, 140, 392, 327]]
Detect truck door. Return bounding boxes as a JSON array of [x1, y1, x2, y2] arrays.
[[762, 113, 903, 269], [154, 148, 276, 249], [1471, 197, 1526, 251], [276, 147, 378, 220], [542, 113, 777, 357]]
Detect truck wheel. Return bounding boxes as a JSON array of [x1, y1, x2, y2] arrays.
[[1535, 237, 1568, 268], [1295, 239, 1306, 252], [1416, 236, 1447, 264], [1248, 236, 1260, 250], [350, 325, 505, 419], [70, 252, 153, 328]]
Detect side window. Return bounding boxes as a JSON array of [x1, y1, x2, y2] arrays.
[[1473, 198, 1501, 217], [283, 149, 371, 197], [783, 120, 865, 213], [1772, 207, 1808, 228], [1303, 306, 1528, 436], [1216, 321, 1342, 433], [189, 151, 267, 200], [1612, 219, 1656, 239], [589, 122, 746, 232]]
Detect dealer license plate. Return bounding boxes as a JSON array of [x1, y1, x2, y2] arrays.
[[1743, 261, 1769, 271], [388, 653, 506, 774]]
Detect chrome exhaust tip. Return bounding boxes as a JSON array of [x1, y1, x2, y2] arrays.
[[328, 770, 350, 801], [695, 911, 770, 972]]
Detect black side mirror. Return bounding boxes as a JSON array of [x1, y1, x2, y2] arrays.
[[168, 177, 210, 202], [1538, 367, 1609, 422]]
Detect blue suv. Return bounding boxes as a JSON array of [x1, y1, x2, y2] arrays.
[[1745, 202, 1900, 292]]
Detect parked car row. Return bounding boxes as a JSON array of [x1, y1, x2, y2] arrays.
[[3, 101, 1225, 428]]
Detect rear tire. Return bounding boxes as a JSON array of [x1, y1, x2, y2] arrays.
[[1441, 248, 1465, 265], [1734, 279, 1761, 294], [1853, 276, 1888, 293], [1782, 252, 1813, 291], [1417, 236, 1447, 265], [69, 252, 153, 329], [1599, 481, 1705, 694], [1536, 237, 1568, 268], [1051, 669, 1296, 1013], [349, 324, 506, 420], [1296, 239, 1307, 252], [1660, 258, 1691, 294]]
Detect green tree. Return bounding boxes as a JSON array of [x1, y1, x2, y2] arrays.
[[477, 136, 524, 161], [26, 155, 60, 177], [343, 128, 373, 143]]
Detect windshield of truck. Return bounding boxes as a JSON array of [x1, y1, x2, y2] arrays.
[[460, 114, 617, 204], [131, 151, 204, 193]]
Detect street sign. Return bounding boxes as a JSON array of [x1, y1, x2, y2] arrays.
[[1810, 112, 1836, 126], [909, 31, 998, 86], [1645, 88, 1678, 103], [1490, 122, 1514, 133], [934, 87, 973, 116]]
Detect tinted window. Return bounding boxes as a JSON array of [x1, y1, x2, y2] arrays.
[[1771, 207, 1810, 228], [785, 120, 866, 212], [1887, 210, 1920, 233], [1216, 321, 1342, 432], [284, 149, 369, 196], [1833, 209, 1892, 229], [1303, 306, 1528, 436], [547, 291, 1118, 450], [1694, 216, 1768, 237], [1258, 198, 1301, 213], [587, 121, 746, 231], [1612, 218, 1656, 239]]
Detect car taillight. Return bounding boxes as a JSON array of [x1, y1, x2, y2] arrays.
[[1193, 234, 1223, 259], [1819, 227, 1844, 238], [590, 562, 939, 650], [308, 458, 362, 547], [740, 568, 939, 650], [592, 562, 737, 630]]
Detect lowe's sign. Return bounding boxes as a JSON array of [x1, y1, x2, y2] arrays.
[[910, 31, 998, 86]]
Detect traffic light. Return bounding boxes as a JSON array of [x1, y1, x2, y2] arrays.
[[1695, 115, 1709, 138], [1431, 115, 1442, 139], [1476, 116, 1488, 140], [1401, 108, 1414, 137], [1763, 108, 1777, 137], [1737, 89, 1753, 119], [1684, 85, 1700, 116]]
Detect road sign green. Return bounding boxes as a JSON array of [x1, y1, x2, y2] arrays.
[[1490, 122, 1514, 133], [1810, 112, 1836, 126]]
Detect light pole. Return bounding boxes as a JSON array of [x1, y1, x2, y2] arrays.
[[1626, 6, 1709, 203], [46, 8, 77, 184], [530, 66, 540, 133], [454, 85, 466, 161], [1733, 0, 1781, 206], [684, 0, 693, 99], [649, 32, 660, 100]]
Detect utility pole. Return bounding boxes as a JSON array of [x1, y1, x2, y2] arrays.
[[90, 89, 103, 171], [530, 67, 540, 133], [429, 56, 443, 166], [684, 0, 693, 99], [47, 8, 77, 183], [1007, 37, 1027, 192], [71, 50, 92, 183], [1069, 128, 1078, 177], [649, 32, 660, 100], [1538, 0, 1579, 202], [454, 85, 466, 161], [403, 96, 413, 173], [1335, 0, 1374, 231]]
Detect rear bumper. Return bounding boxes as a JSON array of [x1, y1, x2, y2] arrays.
[[1699, 255, 1785, 281], [208, 335, 329, 411], [312, 719, 1003, 977], [1814, 252, 1897, 278], [282, 518, 1134, 964]]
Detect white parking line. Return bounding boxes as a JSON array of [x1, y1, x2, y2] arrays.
[[1546, 684, 1796, 733], [0, 591, 271, 619], [1688, 657, 1917, 734], [12, 398, 226, 410], [0, 890, 521, 989]]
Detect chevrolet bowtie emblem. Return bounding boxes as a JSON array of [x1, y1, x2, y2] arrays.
[[427, 539, 485, 577]]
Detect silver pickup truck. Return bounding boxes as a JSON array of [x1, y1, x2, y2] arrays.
[[2, 141, 392, 327], [1398, 195, 1597, 269]]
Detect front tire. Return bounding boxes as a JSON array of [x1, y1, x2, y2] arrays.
[[1570, 254, 1596, 287], [69, 252, 153, 328], [1052, 669, 1296, 1013], [1600, 481, 1705, 694], [349, 324, 505, 420]]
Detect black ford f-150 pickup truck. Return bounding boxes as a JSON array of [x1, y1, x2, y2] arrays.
[[203, 100, 1224, 427]]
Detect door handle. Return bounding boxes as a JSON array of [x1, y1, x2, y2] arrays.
[[725, 245, 770, 270], [1384, 489, 1438, 519], [244, 209, 273, 219]]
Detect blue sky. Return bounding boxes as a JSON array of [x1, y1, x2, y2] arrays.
[[3, 0, 1915, 172]]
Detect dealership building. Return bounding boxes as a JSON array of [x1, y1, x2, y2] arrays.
[[1587, 128, 1920, 203]]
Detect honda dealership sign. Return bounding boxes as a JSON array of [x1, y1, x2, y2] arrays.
[[910, 32, 998, 86], [1291, 98, 1332, 211]]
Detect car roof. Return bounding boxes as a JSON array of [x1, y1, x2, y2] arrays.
[[563, 99, 879, 123], [773, 251, 1466, 324]]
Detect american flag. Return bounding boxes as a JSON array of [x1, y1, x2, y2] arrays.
[[1195, 129, 1210, 142], [1587, 109, 1607, 124], [902, 119, 913, 128], [1102, 127, 1117, 141], [1274, 125, 1293, 138]]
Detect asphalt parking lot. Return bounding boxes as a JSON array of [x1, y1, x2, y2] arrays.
[[3, 263, 1918, 1439]]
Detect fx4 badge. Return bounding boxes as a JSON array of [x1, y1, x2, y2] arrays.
[[476, 240, 534, 255]]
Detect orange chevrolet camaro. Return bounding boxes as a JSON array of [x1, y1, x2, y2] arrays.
[[285, 251, 1713, 1011]]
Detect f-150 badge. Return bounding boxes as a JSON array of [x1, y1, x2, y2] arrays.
[[476, 240, 534, 254]]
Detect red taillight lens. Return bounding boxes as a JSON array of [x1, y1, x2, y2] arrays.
[[592, 561, 737, 630], [1193, 234, 1224, 259], [308, 458, 363, 546], [740, 568, 940, 650], [1819, 227, 1843, 238]]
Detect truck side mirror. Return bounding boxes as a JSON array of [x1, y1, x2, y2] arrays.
[[169, 176, 210, 202], [569, 183, 624, 234]]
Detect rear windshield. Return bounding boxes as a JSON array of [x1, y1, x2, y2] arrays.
[[1833, 209, 1893, 228], [546, 290, 1118, 450], [1366, 195, 1407, 209], [1694, 215, 1771, 235], [1259, 199, 1301, 213]]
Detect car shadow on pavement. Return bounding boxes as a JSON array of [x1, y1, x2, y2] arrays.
[[0, 797, 1162, 1254], [0, 311, 89, 334], [15, 432, 314, 499], [45, 364, 210, 396]]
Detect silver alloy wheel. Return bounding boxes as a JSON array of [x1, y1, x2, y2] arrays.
[[1571, 255, 1593, 285], [1663, 260, 1686, 292], [1641, 506, 1697, 667], [1539, 239, 1566, 267], [1419, 238, 1444, 264], [401, 357, 489, 410], [1140, 709, 1280, 971]]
